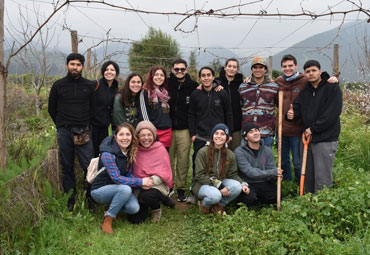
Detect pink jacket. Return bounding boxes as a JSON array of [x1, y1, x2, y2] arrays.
[[133, 141, 173, 189]]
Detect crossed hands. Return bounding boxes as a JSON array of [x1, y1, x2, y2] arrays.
[[142, 177, 154, 190]]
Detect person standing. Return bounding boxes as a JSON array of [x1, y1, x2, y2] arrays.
[[91, 61, 119, 157], [287, 60, 342, 193], [113, 72, 143, 128], [188, 67, 233, 202], [168, 58, 198, 202], [48, 53, 95, 210], [216, 58, 244, 151], [239, 57, 278, 147]]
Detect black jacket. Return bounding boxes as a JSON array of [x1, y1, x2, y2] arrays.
[[91, 136, 130, 191], [188, 84, 233, 138], [289, 72, 342, 143], [216, 69, 243, 131], [168, 73, 198, 130], [48, 73, 95, 128], [91, 78, 118, 127], [138, 90, 172, 130]]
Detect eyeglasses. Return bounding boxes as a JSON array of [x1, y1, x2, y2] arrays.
[[174, 68, 186, 73]]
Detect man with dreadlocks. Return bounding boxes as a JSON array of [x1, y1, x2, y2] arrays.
[[191, 123, 250, 215]]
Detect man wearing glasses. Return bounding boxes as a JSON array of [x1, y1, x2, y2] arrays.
[[168, 58, 198, 202]]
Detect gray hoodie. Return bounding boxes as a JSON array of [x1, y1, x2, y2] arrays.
[[234, 139, 277, 183]]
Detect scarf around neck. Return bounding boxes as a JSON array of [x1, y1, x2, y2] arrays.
[[283, 71, 300, 82], [148, 86, 171, 112]]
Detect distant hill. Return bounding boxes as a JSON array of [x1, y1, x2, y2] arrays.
[[271, 21, 369, 82], [6, 21, 369, 82]]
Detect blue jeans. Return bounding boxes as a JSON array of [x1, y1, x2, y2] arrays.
[[91, 184, 140, 218], [198, 179, 242, 207], [262, 136, 274, 148], [280, 136, 302, 183]]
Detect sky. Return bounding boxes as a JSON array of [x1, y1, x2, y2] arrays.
[[4, 0, 370, 69]]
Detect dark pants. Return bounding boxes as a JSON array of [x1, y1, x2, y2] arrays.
[[57, 127, 94, 205], [192, 138, 207, 178], [127, 189, 166, 224], [237, 181, 280, 206], [91, 125, 109, 157]]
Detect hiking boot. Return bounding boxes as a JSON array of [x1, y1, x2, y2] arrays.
[[101, 216, 114, 234], [186, 194, 196, 204], [177, 189, 187, 202], [162, 196, 176, 208], [212, 204, 224, 215], [152, 208, 162, 222], [198, 200, 210, 214]]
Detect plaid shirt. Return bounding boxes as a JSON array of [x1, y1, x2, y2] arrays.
[[101, 152, 142, 187]]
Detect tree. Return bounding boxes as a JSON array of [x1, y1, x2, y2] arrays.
[[128, 27, 181, 76], [188, 50, 198, 80], [209, 58, 223, 76], [272, 70, 284, 79], [9, 5, 58, 116]]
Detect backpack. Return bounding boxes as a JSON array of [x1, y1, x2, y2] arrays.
[[86, 156, 105, 184]]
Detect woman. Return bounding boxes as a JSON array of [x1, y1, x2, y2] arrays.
[[129, 120, 175, 223], [192, 123, 250, 215], [112, 73, 143, 128], [91, 123, 153, 234], [91, 61, 120, 157], [140, 66, 172, 149]]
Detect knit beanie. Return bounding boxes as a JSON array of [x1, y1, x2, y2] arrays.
[[135, 121, 157, 139], [242, 123, 260, 137], [210, 123, 230, 141]]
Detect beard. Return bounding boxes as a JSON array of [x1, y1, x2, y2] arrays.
[[68, 69, 82, 79]]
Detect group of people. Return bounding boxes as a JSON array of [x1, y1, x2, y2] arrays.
[[48, 52, 342, 234]]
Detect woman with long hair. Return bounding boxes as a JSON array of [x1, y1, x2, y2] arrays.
[[91, 60, 120, 157], [112, 72, 143, 128], [140, 66, 172, 149], [91, 123, 154, 234], [192, 123, 250, 215]]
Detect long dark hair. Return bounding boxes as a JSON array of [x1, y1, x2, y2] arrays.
[[144, 66, 168, 91], [101, 60, 120, 78], [205, 141, 227, 179], [114, 123, 138, 170], [119, 72, 143, 107]]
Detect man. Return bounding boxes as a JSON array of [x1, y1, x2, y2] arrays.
[[239, 57, 278, 147], [168, 58, 198, 202], [287, 60, 342, 193], [235, 123, 282, 206], [216, 58, 244, 151], [188, 67, 233, 201], [48, 53, 95, 210]]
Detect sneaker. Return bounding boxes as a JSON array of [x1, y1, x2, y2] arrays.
[[186, 194, 196, 204], [177, 189, 187, 202]]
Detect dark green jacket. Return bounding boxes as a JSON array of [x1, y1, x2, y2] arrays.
[[192, 146, 245, 197]]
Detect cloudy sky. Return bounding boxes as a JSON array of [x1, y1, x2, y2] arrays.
[[4, 0, 370, 62]]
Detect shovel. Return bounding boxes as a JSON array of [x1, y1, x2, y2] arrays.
[[299, 133, 311, 196]]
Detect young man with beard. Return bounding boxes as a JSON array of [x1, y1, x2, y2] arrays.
[[168, 58, 198, 202], [239, 57, 278, 148], [287, 60, 342, 194], [275, 55, 338, 183], [188, 67, 233, 202], [235, 123, 283, 206], [216, 58, 244, 151], [48, 53, 95, 210]]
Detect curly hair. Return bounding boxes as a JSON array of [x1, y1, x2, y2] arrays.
[[205, 141, 227, 179], [119, 72, 143, 107], [114, 123, 138, 170]]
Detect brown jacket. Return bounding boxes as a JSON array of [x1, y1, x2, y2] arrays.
[[275, 74, 307, 137]]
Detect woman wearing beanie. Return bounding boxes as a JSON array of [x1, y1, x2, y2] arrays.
[[139, 66, 172, 149], [91, 123, 154, 234], [128, 121, 175, 223], [192, 123, 250, 215]]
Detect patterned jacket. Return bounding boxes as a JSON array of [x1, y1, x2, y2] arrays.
[[239, 76, 278, 137]]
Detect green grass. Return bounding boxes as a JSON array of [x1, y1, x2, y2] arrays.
[[1, 111, 370, 255]]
